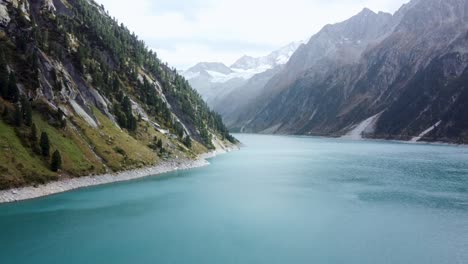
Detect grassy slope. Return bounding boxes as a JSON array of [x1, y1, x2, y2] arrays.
[[32, 113, 105, 176], [0, 106, 211, 189], [0, 120, 55, 189], [73, 108, 158, 171]]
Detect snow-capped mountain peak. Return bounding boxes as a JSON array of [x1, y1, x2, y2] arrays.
[[185, 62, 233, 75], [230, 55, 258, 70], [231, 41, 303, 71], [183, 41, 303, 84]]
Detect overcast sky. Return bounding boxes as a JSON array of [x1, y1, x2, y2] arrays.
[[95, 0, 410, 70]]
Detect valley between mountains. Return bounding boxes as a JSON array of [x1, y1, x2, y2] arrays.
[[185, 0, 468, 145]]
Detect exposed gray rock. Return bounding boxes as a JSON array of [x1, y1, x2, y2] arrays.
[[41, 0, 55, 12], [0, 3, 10, 26], [232, 0, 468, 144]]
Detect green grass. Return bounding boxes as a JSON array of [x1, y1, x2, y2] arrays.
[[0, 120, 55, 189], [33, 113, 104, 176], [191, 140, 209, 156], [74, 108, 158, 171], [134, 121, 202, 159], [0, 104, 217, 190]]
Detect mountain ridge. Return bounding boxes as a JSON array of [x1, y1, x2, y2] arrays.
[[182, 41, 302, 112], [233, 0, 468, 144], [0, 0, 236, 189]]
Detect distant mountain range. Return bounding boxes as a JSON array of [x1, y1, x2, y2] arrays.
[[187, 0, 468, 144], [182, 42, 302, 109]]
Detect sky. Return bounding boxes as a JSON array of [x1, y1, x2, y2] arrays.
[[95, 0, 410, 70]]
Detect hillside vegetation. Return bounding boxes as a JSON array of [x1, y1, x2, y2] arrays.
[[0, 0, 236, 189]]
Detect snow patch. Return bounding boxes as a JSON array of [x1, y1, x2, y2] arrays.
[[309, 109, 318, 121], [184, 41, 302, 84], [342, 113, 382, 140], [207, 64, 273, 83], [275, 55, 289, 65], [260, 123, 283, 134], [411, 121, 441, 142], [182, 71, 200, 80]]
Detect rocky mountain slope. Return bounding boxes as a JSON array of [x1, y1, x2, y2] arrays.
[[233, 0, 468, 144], [0, 0, 236, 189]]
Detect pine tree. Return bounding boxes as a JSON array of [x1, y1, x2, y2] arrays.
[[127, 114, 137, 131], [7, 73, 19, 103], [2, 105, 9, 119], [30, 123, 41, 155], [122, 96, 132, 114], [14, 104, 22, 126], [51, 150, 62, 172], [16, 34, 28, 52], [30, 52, 40, 90], [56, 109, 66, 128], [0, 51, 8, 98], [77, 45, 86, 73], [30, 123, 38, 143], [112, 75, 120, 92], [21, 97, 32, 126], [40, 132, 50, 157], [183, 136, 192, 148]]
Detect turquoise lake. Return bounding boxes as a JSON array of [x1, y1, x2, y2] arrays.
[[0, 134, 467, 263]]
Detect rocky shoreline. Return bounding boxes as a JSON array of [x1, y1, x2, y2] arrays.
[[0, 147, 238, 204]]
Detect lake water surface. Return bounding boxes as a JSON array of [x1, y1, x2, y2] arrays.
[[1, 134, 467, 263]]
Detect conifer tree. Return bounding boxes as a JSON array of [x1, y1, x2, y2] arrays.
[[51, 150, 62, 172], [127, 114, 137, 131], [122, 96, 132, 114], [30, 123, 38, 143], [7, 73, 19, 103], [21, 97, 32, 126], [0, 51, 8, 98], [40, 132, 50, 157], [184, 136, 192, 148], [14, 104, 22, 127], [30, 51, 40, 90], [56, 109, 66, 128], [2, 105, 8, 119]]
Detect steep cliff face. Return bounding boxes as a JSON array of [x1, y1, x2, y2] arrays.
[[0, 0, 236, 189], [275, 8, 395, 91], [213, 65, 284, 129], [237, 0, 468, 144]]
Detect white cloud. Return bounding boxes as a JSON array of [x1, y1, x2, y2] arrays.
[[95, 0, 410, 70]]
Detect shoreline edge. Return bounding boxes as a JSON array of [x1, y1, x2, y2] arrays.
[[0, 146, 239, 204]]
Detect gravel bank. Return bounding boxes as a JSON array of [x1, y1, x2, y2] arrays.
[[0, 147, 238, 204]]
